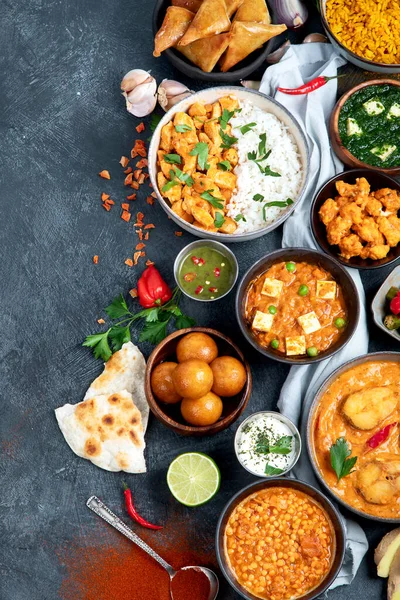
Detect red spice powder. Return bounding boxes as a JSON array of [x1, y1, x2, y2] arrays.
[[171, 568, 210, 600]]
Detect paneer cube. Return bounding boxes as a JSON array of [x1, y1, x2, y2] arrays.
[[261, 278, 283, 298], [363, 99, 385, 116], [316, 280, 337, 300], [297, 312, 322, 335], [252, 311, 274, 333], [346, 118, 362, 136], [285, 336, 306, 356], [387, 103, 400, 120], [371, 144, 397, 162]]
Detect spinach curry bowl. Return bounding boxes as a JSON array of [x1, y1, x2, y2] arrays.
[[331, 79, 400, 175], [235, 248, 360, 364]]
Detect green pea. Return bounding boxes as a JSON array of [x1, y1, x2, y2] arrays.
[[268, 305, 277, 315], [271, 339, 279, 350], [286, 262, 296, 273], [307, 346, 318, 357], [335, 317, 346, 329], [298, 284, 309, 297]]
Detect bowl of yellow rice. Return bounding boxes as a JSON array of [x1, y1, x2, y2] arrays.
[[320, 0, 400, 73]]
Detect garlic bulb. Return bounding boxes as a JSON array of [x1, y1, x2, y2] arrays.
[[303, 33, 328, 43], [240, 80, 261, 91], [121, 69, 157, 118], [266, 40, 291, 64], [157, 79, 193, 112]]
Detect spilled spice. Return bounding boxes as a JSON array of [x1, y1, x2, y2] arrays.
[[171, 568, 210, 600]]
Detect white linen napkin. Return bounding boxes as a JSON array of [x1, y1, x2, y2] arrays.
[[260, 43, 369, 589]]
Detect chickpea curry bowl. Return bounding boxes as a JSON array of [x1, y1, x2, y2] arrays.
[[308, 352, 400, 522], [235, 248, 360, 364], [216, 479, 345, 600]]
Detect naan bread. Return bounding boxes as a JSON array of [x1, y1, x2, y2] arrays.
[[84, 341, 149, 431], [55, 390, 146, 473]]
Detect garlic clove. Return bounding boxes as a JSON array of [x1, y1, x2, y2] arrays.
[[266, 40, 291, 64], [240, 80, 261, 91], [157, 79, 193, 112], [121, 69, 157, 117], [303, 33, 328, 43], [121, 69, 154, 93]]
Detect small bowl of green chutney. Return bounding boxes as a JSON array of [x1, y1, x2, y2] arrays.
[[330, 79, 400, 175], [174, 240, 239, 302]]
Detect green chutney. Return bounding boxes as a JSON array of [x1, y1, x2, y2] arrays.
[[338, 84, 400, 168], [178, 246, 234, 300]]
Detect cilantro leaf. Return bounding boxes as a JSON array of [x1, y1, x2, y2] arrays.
[[219, 109, 236, 131], [248, 150, 257, 161], [174, 168, 194, 187], [150, 113, 162, 132], [200, 190, 224, 210], [175, 124, 192, 133], [240, 122, 257, 135], [109, 325, 131, 351], [83, 331, 112, 362], [217, 160, 231, 171], [264, 199, 294, 209], [255, 435, 270, 455], [269, 435, 292, 455], [162, 178, 180, 192], [163, 153, 181, 165], [189, 142, 209, 170], [235, 213, 246, 222], [220, 130, 238, 149], [265, 464, 284, 476], [214, 212, 225, 228], [330, 438, 358, 482], [105, 294, 131, 319], [255, 150, 272, 163], [253, 194, 264, 202], [263, 166, 281, 177], [258, 133, 267, 156], [175, 314, 196, 329]]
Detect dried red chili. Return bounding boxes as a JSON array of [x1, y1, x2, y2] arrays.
[[277, 75, 343, 95], [367, 423, 396, 449], [171, 568, 210, 600], [123, 483, 163, 530], [137, 265, 172, 308]]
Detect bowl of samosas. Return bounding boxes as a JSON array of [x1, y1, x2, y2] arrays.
[[152, 0, 287, 81], [311, 169, 400, 270]]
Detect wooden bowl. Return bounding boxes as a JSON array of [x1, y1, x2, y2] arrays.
[[330, 79, 400, 175], [311, 168, 400, 270], [145, 327, 252, 436]]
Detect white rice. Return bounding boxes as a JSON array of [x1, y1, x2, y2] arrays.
[[227, 99, 303, 233]]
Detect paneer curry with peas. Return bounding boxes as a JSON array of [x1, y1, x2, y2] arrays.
[[245, 260, 347, 357], [312, 360, 400, 520], [156, 95, 239, 234]]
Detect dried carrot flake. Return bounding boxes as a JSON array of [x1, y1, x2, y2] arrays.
[[131, 181, 139, 190], [138, 173, 146, 184], [144, 232, 149, 241], [136, 122, 145, 133], [126, 193, 137, 201], [125, 258, 134, 267], [136, 158, 148, 169], [140, 251, 146, 257], [131, 150, 138, 159], [146, 196, 155, 205], [146, 259, 155, 267], [175, 231, 183, 236], [97, 318, 105, 324], [101, 193, 110, 201], [138, 230, 143, 241], [124, 166, 133, 174], [121, 210, 131, 222], [120, 156, 129, 168], [133, 169, 142, 181], [133, 251, 142, 265], [124, 173, 133, 186], [99, 170, 111, 179], [137, 212, 144, 221], [151, 191, 157, 198], [105, 199, 115, 206], [103, 203, 112, 212], [129, 288, 138, 299], [93, 255, 99, 264], [136, 242, 146, 250], [121, 203, 130, 211], [144, 223, 155, 230]]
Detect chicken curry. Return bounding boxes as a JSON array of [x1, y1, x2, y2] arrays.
[[312, 359, 400, 519], [245, 260, 347, 357]]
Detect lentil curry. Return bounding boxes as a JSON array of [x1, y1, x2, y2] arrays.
[[312, 359, 400, 520], [224, 486, 335, 600], [245, 260, 347, 357]]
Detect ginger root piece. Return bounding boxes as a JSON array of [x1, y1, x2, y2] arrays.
[[178, 0, 231, 47], [178, 32, 231, 72], [375, 528, 400, 578], [154, 7, 194, 57], [220, 21, 287, 72], [234, 0, 271, 23]]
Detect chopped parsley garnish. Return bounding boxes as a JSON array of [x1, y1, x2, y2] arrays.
[[265, 465, 284, 476], [255, 433, 292, 456], [217, 160, 231, 171], [219, 107, 241, 130], [240, 122, 257, 134], [263, 165, 281, 177], [262, 199, 293, 221], [330, 438, 358, 482], [258, 132, 267, 156], [163, 153, 181, 164], [253, 193, 264, 202], [200, 189, 224, 209], [220, 130, 238, 149], [189, 142, 209, 170], [175, 124, 192, 133], [214, 212, 225, 228], [235, 213, 246, 222], [248, 134, 281, 177], [162, 168, 193, 192]]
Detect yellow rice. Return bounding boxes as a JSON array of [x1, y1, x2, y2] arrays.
[[325, 0, 400, 64]]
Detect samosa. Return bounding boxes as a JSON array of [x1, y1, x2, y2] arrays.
[[225, 0, 244, 18], [154, 7, 194, 57], [178, 0, 231, 47], [220, 21, 287, 72], [234, 0, 271, 23], [178, 32, 231, 72], [171, 0, 203, 10]]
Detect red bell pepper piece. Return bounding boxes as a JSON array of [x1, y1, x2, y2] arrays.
[[390, 293, 400, 316], [367, 422, 396, 449], [137, 266, 172, 308]]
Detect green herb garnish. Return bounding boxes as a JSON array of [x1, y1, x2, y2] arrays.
[[163, 153, 181, 164], [253, 193, 264, 202], [220, 130, 238, 149], [262, 198, 293, 221], [240, 122, 257, 135], [175, 124, 192, 133], [330, 438, 358, 482], [200, 189, 224, 209], [190, 142, 209, 170], [265, 465, 284, 476], [235, 214, 246, 222], [258, 133, 267, 156], [269, 435, 292, 455], [263, 165, 281, 177], [150, 113, 162, 132], [219, 107, 241, 130], [214, 212, 225, 228], [218, 160, 231, 171]]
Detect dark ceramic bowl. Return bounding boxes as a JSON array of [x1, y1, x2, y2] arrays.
[[215, 478, 346, 600], [152, 0, 280, 82], [145, 327, 252, 436], [311, 169, 400, 270], [307, 352, 400, 523], [235, 248, 360, 365]]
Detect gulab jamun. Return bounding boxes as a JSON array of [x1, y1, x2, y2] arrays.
[[210, 356, 246, 397], [176, 332, 218, 364], [172, 359, 213, 400], [181, 392, 223, 426], [150, 362, 181, 404]]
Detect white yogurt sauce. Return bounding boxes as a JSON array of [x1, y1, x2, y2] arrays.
[[236, 414, 297, 477]]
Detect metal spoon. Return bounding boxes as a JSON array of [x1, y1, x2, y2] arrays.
[[86, 496, 219, 600]]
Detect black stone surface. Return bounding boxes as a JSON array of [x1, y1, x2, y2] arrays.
[[0, 0, 397, 598]]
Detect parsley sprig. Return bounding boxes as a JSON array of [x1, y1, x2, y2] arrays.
[[220, 130, 238, 149], [162, 168, 194, 192], [200, 189, 224, 209], [255, 434, 293, 456], [262, 198, 293, 221], [190, 142, 209, 170], [330, 438, 358, 482], [248, 134, 281, 177], [83, 289, 195, 361]]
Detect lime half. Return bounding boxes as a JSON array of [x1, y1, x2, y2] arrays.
[[167, 452, 221, 507]]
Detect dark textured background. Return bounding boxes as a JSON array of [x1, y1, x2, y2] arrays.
[[0, 0, 398, 598]]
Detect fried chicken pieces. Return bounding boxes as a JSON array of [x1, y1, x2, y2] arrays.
[[153, 0, 286, 72], [319, 177, 400, 261]]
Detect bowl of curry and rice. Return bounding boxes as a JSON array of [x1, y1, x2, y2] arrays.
[[148, 87, 309, 242], [320, 0, 400, 73]]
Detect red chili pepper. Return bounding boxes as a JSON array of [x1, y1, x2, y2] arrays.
[[367, 422, 396, 449], [191, 256, 200, 265], [277, 75, 344, 95], [195, 285, 203, 295], [137, 265, 172, 308], [123, 483, 163, 530], [214, 267, 220, 278], [390, 293, 400, 315], [198, 258, 205, 266], [209, 287, 218, 293]]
